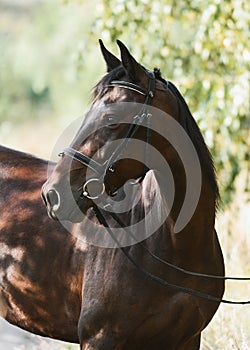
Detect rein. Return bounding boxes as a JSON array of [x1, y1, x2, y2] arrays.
[[109, 211, 250, 281], [60, 70, 250, 304], [93, 205, 250, 305]]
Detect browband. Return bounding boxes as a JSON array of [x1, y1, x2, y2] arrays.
[[107, 80, 147, 96]]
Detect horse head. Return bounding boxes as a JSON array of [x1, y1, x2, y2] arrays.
[[42, 40, 216, 233]]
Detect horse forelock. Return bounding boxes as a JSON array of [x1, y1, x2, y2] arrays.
[[91, 66, 126, 102]]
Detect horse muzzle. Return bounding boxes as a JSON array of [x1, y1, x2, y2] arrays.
[[41, 184, 90, 223]]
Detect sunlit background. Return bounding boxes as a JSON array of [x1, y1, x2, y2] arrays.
[[0, 0, 249, 349]]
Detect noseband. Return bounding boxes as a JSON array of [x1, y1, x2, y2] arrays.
[[59, 71, 156, 199]]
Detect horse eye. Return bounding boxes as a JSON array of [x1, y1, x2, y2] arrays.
[[104, 114, 119, 128]]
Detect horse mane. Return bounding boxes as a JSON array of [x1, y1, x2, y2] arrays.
[[167, 80, 219, 206], [92, 67, 220, 207], [91, 66, 126, 101], [153, 68, 219, 207]]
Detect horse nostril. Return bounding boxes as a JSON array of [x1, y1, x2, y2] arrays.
[[47, 189, 60, 212]]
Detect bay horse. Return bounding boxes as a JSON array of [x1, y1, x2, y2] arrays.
[[42, 41, 225, 349]]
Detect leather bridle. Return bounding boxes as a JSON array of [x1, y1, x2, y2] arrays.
[[59, 70, 156, 200], [59, 70, 250, 304]]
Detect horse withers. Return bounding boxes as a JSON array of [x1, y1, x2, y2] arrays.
[[42, 41, 225, 349]]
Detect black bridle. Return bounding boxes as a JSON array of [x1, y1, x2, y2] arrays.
[[59, 70, 250, 304], [59, 70, 156, 199]]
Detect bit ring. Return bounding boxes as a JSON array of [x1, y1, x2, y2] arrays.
[[82, 178, 105, 200]]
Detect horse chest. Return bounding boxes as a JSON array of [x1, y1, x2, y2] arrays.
[[79, 281, 203, 350]]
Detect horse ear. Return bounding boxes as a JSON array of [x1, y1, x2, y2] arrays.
[[99, 39, 121, 72], [117, 40, 147, 83]]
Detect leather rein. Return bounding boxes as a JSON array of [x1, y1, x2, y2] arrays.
[[59, 70, 250, 305]]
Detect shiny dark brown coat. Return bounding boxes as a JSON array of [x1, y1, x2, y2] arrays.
[[0, 143, 225, 349], [0, 146, 83, 342], [41, 41, 225, 349]]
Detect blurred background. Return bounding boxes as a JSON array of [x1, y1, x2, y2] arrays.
[[0, 0, 249, 349]]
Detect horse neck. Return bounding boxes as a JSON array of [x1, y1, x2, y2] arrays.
[[155, 151, 217, 254]]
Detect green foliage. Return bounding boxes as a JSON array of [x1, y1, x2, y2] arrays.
[[90, 0, 250, 205], [0, 0, 104, 127]]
